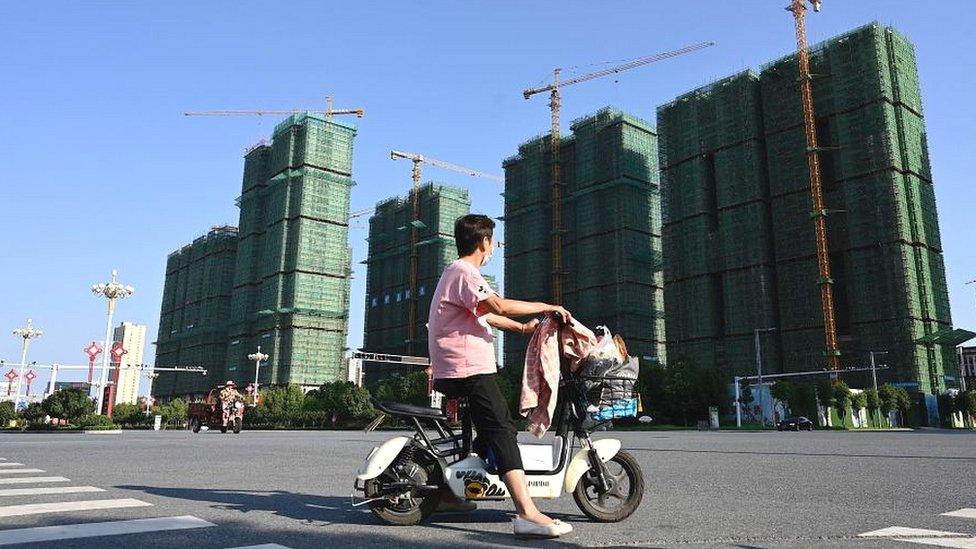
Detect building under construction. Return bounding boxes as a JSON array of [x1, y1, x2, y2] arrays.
[[155, 113, 357, 397], [154, 225, 238, 396], [658, 23, 954, 395], [363, 183, 469, 354], [503, 107, 666, 377]]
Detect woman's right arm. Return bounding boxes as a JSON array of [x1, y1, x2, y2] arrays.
[[477, 294, 572, 323]]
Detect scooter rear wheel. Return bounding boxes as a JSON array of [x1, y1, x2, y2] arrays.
[[233, 417, 242, 434], [365, 452, 439, 525], [573, 449, 644, 522]]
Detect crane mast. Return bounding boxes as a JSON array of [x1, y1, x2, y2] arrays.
[[522, 41, 714, 305], [390, 150, 503, 354], [788, 0, 840, 373]]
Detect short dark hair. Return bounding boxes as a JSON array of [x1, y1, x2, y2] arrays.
[[454, 214, 495, 257]]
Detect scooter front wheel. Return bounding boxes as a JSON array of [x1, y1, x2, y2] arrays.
[[573, 449, 644, 522]]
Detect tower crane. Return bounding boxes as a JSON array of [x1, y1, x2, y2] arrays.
[[184, 95, 364, 119], [786, 0, 841, 374], [390, 150, 504, 354], [522, 41, 714, 304]]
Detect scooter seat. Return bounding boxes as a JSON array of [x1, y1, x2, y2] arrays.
[[376, 401, 447, 420]]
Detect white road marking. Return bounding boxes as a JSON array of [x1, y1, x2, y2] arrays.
[[0, 469, 45, 475], [0, 476, 69, 485], [0, 498, 152, 518], [0, 486, 104, 497], [0, 515, 215, 546], [225, 545, 295, 549], [860, 527, 967, 538], [894, 538, 976, 548], [0, 463, 25, 467], [944, 509, 976, 520]]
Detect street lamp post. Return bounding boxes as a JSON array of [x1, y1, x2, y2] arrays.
[[12, 318, 43, 409], [754, 327, 777, 428], [143, 365, 159, 416], [91, 269, 134, 415], [247, 346, 269, 406]]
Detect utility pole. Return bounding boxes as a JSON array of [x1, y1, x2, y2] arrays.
[[869, 350, 889, 391]]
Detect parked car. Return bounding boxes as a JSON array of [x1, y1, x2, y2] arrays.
[[777, 416, 814, 431]]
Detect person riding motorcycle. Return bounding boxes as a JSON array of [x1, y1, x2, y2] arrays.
[[427, 214, 574, 538], [218, 380, 244, 427]]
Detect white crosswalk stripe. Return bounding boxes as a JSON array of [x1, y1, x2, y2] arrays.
[[0, 486, 104, 497], [859, 506, 976, 548], [0, 498, 152, 518], [0, 461, 224, 546], [0, 468, 45, 475], [944, 509, 976, 520], [225, 545, 295, 549], [0, 476, 69, 485], [0, 515, 216, 546]]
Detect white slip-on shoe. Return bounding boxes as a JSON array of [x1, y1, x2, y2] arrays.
[[512, 516, 574, 538]]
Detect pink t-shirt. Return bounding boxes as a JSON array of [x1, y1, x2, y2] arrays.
[[427, 259, 497, 379]]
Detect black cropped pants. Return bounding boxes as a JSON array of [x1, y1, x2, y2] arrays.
[[433, 373, 524, 474]]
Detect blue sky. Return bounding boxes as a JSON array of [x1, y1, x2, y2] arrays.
[[1, 1, 973, 393]]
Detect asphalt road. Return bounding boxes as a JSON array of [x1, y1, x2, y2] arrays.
[[0, 428, 974, 548]]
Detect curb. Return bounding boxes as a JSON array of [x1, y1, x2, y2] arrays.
[[83, 429, 123, 435]]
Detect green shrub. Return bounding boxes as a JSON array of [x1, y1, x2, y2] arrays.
[[111, 403, 148, 427], [75, 414, 117, 429]]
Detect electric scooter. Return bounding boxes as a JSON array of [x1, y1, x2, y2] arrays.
[[351, 340, 645, 525]]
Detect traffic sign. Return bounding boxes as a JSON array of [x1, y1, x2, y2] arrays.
[[4, 369, 16, 382], [24, 371, 36, 383]]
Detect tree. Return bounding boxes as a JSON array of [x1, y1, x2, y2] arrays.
[[156, 398, 187, 424], [771, 381, 796, 415], [0, 401, 15, 426], [894, 387, 913, 422], [111, 403, 143, 425], [261, 385, 306, 422], [637, 361, 670, 422], [375, 372, 430, 407], [695, 367, 730, 417], [664, 359, 697, 426], [816, 379, 835, 410], [878, 384, 899, 426], [850, 391, 868, 428], [965, 390, 976, 422], [790, 382, 819, 422], [832, 381, 852, 420], [739, 384, 754, 415], [42, 388, 94, 422], [19, 402, 45, 423], [864, 388, 881, 425], [314, 381, 373, 426]]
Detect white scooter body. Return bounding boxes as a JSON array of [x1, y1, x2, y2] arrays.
[[357, 436, 621, 501]]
